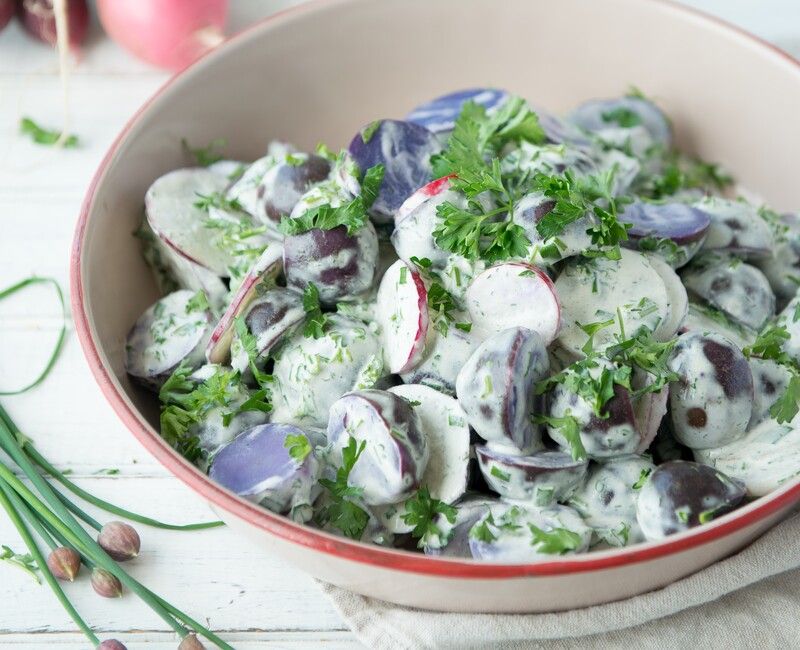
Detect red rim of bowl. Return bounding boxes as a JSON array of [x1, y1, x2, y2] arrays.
[[71, 0, 800, 579]]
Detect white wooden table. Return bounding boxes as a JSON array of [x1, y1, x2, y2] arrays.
[[0, 1, 798, 647]]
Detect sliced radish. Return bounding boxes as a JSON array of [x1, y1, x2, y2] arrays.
[[230, 289, 305, 373], [205, 245, 284, 364], [465, 262, 560, 345], [145, 168, 234, 276], [555, 249, 671, 356], [400, 324, 479, 395], [376, 259, 429, 373], [394, 175, 455, 225], [125, 290, 212, 390], [389, 384, 471, 504], [647, 254, 688, 340]]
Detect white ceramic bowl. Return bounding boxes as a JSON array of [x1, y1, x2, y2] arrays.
[[71, 0, 800, 612]]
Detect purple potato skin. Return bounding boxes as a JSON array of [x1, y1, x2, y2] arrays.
[[622, 202, 711, 245], [456, 327, 550, 452], [209, 423, 317, 512], [259, 155, 331, 223], [548, 383, 641, 459], [348, 119, 441, 223], [18, 0, 89, 46], [327, 390, 427, 506], [283, 222, 379, 306], [244, 288, 304, 343], [475, 446, 588, 502], [405, 88, 509, 134], [637, 461, 745, 539]]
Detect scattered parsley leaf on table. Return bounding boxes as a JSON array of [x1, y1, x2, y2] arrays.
[[19, 117, 78, 148]]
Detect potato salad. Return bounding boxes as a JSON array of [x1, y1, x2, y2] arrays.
[[125, 88, 800, 560]]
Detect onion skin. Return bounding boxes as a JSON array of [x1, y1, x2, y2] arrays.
[[97, 521, 141, 562], [17, 0, 89, 47], [0, 0, 14, 33], [46, 546, 81, 581], [178, 634, 207, 650], [91, 567, 123, 598], [98, 641, 128, 650], [96, 0, 228, 71]]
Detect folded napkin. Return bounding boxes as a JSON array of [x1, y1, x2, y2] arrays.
[[320, 512, 800, 649]]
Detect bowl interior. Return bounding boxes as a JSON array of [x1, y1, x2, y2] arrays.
[[77, 0, 800, 544]]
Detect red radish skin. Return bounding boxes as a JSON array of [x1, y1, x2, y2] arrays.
[[97, 0, 228, 71], [17, 0, 89, 47], [395, 175, 455, 225], [206, 246, 283, 363], [376, 260, 430, 374]]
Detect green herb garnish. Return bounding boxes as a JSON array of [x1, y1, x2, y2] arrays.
[[302, 283, 331, 339], [20, 117, 78, 148], [284, 434, 313, 463], [528, 524, 582, 554], [317, 438, 370, 539], [401, 487, 458, 547]]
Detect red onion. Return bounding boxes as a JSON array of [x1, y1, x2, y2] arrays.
[[46, 546, 81, 581], [96, 0, 228, 71], [17, 0, 89, 47]]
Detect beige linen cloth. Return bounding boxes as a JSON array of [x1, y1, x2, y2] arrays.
[[319, 513, 800, 649]]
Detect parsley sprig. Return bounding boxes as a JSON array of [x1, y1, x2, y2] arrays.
[[400, 487, 457, 547], [528, 524, 583, 555], [302, 283, 331, 339], [284, 434, 313, 463], [533, 169, 631, 260], [743, 324, 800, 423], [20, 117, 78, 148], [280, 163, 385, 236], [429, 98, 543, 263], [159, 363, 271, 462], [317, 437, 370, 540]]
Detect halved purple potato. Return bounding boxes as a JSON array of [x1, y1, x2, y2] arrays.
[[668, 331, 753, 449], [209, 423, 320, 520], [226, 142, 296, 216], [423, 496, 496, 557], [207, 159, 247, 182], [466, 262, 561, 345], [568, 96, 672, 147], [547, 368, 641, 459], [476, 446, 588, 504], [230, 288, 305, 373], [754, 212, 800, 305], [256, 153, 331, 225], [205, 246, 284, 364], [405, 88, 510, 134], [679, 301, 756, 350], [569, 455, 656, 547], [284, 222, 379, 306], [748, 357, 793, 429], [145, 168, 234, 276], [327, 390, 428, 505], [531, 107, 593, 148], [695, 417, 800, 497], [468, 503, 591, 561], [621, 201, 711, 268], [636, 460, 746, 540], [270, 314, 383, 428], [376, 260, 430, 374], [682, 252, 775, 331], [502, 141, 598, 179], [555, 249, 672, 356], [184, 364, 269, 465], [348, 119, 442, 223], [596, 149, 641, 196], [125, 290, 212, 391], [389, 384, 470, 504], [512, 192, 592, 266], [400, 324, 479, 396], [456, 327, 549, 452], [695, 197, 774, 259]]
